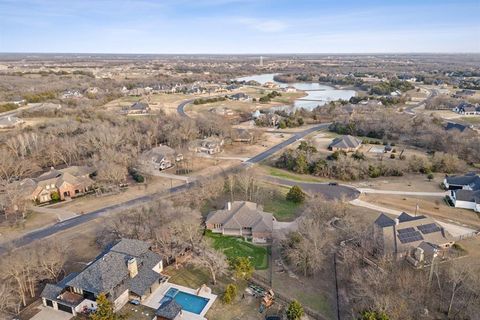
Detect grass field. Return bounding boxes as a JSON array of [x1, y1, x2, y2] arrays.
[[205, 231, 269, 269], [265, 166, 325, 183], [264, 194, 301, 222]]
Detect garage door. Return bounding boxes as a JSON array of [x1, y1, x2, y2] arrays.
[[57, 303, 73, 314]]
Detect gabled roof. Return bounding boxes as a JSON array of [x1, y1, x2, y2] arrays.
[[454, 189, 480, 203], [329, 135, 362, 149], [207, 201, 273, 233], [398, 212, 426, 223], [65, 239, 162, 299], [374, 212, 453, 255], [156, 298, 182, 319], [446, 173, 480, 190], [374, 213, 395, 228]]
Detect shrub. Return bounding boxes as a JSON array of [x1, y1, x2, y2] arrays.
[[390, 154, 395, 159], [223, 284, 237, 304], [286, 300, 304, 320], [50, 191, 60, 202], [286, 185, 306, 203], [230, 257, 254, 280], [427, 173, 434, 181]]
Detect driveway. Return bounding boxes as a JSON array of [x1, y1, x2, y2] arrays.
[[30, 306, 72, 320]]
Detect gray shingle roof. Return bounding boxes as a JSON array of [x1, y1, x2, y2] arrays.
[[329, 135, 362, 149], [446, 173, 480, 190], [374, 213, 395, 228], [207, 201, 273, 233], [156, 299, 182, 319], [41, 272, 79, 301], [66, 239, 162, 299], [454, 189, 480, 203]]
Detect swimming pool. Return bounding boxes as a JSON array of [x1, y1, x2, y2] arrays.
[[160, 287, 210, 315]]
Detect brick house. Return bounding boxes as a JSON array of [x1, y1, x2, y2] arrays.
[[30, 166, 95, 203], [206, 201, 274, 243]]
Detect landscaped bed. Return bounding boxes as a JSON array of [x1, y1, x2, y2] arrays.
[[205, 231, 269, 269]]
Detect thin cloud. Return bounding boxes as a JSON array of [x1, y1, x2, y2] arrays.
[[236, 17, 287, 32]]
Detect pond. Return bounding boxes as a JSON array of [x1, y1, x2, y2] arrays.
[[236, 73, 356, 111]]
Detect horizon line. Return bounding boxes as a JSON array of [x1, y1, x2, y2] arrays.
[[1, 51, 480, 56]]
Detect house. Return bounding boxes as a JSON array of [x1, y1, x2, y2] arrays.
[[0, 116, 25, 129], [141, 146, 182, 171], [263, 82, 278, 89], [190, 137, 224, 155], [41, 239, 167, 316], [61, 90, 83, 99], [328, 135, 362, 152], [123, 102, 150, 115], [206, 201, 275, 243], [373, 212, 454, 262], [231, 128, 253, 143], [156, 299, 183, 320], [452, 102, 479, 115], [443, 173, 480, 190], [30, 166, 95, 204], [209, 107, 235, 117], [228, 92, 251, 102], [445, 173, 480, 212], [283, 86, 297, 93]]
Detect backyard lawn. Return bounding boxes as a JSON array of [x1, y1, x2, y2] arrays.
[[263, 195, 301, 222], [205, 231, 269, 270]]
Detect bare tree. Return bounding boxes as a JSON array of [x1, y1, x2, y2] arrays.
[[191, 241, 229, 285]]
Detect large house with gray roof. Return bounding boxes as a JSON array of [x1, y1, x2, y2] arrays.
[[41, 238, 167, 316], [328, 135, 362, 152], [373, 212, 454, 264], [206, 201, 275, 243], [445, 173, 480, 212]]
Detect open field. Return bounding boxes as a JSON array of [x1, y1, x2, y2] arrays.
[[360, 193, 480, 229], [205, 231, 269, 270]]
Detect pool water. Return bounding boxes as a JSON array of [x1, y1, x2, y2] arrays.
[[160, 287, 210, 315]]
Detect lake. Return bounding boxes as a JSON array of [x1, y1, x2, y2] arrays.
[[236, 73, 356, 110]]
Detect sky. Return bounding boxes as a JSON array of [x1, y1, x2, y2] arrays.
[[0, 0, 479, 54]]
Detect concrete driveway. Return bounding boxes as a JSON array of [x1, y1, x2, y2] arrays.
[[30, 306, 72, 320]]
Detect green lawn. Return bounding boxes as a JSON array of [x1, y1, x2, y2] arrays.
[[205, 231, 269, 270], [264, 196, 301, 222], [266, 166, 325, 183]]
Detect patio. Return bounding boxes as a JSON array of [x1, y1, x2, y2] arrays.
[[142, 282, 217, 320]]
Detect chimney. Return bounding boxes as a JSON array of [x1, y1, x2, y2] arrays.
[[227, 202, 232, 211], [394, 218, 399, 226], [127, 258, 138, 278]]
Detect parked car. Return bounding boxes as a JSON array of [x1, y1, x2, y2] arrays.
[[328, 182, 338, 186], [129, 299, 140, 305]]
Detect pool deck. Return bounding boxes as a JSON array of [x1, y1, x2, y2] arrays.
[[142, 282, 217, 320]]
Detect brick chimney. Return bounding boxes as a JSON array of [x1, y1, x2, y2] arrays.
[[127, 258, 138, 278]]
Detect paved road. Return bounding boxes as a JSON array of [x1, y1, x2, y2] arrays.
[[246, 123, 331, 164], [263, 176, 360, 201], [0, 121, 330, 253], [404, 87, 437, 115], [176, 98, 195, 117]]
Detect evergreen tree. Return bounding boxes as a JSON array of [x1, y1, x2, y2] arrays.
[[286, 185, 306, 203], [286, 300, 304, 320]]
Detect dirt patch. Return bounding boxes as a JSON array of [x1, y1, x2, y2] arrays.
[[351, 173, 445, 192]]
